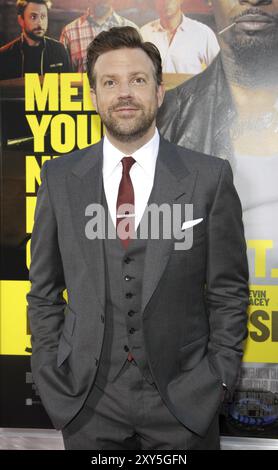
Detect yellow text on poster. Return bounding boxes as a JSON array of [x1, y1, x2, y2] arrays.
[[244, 285, 278, 363], [0, 281, 67, 355], [1, 281, 278, 359], [0, 281, 31, 355]]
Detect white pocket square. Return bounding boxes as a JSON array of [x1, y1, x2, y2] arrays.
[[181, 218, 203, 231]]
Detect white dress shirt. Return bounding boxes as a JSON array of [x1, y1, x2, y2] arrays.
[[140, 15, 219, 74], [103, 128, 160, 230]]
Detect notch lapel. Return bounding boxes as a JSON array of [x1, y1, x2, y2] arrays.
[[141, 139, 198, 314], [66, 141, 106, 312]]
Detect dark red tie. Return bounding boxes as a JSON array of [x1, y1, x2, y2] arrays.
[[116, 156, 136, 249], [117, 157, 136, 362]]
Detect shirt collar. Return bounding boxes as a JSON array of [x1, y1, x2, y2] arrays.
[[179, 14, 188, 31], [157, 13, 187, 32], [103, 128, 160, 179]]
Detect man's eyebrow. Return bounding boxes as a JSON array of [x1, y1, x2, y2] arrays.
[[100, 72, 149, 79], [99, 74, 118, 81], [129, 72, 149, 78]]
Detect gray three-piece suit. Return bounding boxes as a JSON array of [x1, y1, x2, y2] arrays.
[[27, 136, 249, 449]]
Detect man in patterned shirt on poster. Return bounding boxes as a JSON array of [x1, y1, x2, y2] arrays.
[[60, 0, 138, 72]]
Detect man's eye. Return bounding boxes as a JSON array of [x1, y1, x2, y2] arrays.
[[104, 80, 116, 87], [133, 77, 146, 84]]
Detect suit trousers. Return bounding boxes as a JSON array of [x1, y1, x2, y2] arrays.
[[61, 359, 220, 450]]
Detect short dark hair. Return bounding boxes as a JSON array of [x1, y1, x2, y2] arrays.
[[16, 0, 52, 18], [86, 26, 163, 89]]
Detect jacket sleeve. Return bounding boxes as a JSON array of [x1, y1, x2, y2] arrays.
[[60, 43, 73, 73], [206, 159, 249, 393], [59, 27, 75, 72], [27, 160, 67, 371]]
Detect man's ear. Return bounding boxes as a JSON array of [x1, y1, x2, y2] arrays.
[[90, 87, 98, 112], [157, 82, 165, 108], [18, 15, 24, 30]]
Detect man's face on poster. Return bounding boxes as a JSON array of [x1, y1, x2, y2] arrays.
[[212, 0, 278, 54], [18, 2, 48, 41], [90, 0, 113, 18], [154, 0, 182, 19]]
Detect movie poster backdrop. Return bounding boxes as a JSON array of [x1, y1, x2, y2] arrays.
[[0, 0, 277, 439]]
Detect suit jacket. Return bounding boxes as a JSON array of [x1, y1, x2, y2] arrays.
[[0, 36, 72, 81], [27, 136, 249, 437]]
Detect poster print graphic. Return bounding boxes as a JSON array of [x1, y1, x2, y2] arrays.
[[0, 1, 217, 333], [1, 0, 277, 440], [157, 0, 278, 437]]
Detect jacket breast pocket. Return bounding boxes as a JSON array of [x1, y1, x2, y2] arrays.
[[178, 334, 208, 371], [49, 62, 64, 70], [171, 232, 206, 256], [57, 306, 76, 368]]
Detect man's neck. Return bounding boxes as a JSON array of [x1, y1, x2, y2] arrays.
[[220, 47, 278, 156], [160, 11, 182, 33], [221, 46, 278, 89], [105, 126, 157, 155], [93, 7, 113, 26], [221, 48, 278, 116], [22, 32, 41, 47]]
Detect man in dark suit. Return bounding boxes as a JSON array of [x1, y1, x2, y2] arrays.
[[27, 26, 249, 450]]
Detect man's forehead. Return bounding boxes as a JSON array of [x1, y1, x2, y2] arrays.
[[99, 70, 150, 78], [91, 0, 112, 5], [95, 48, 154, 69], [25, 3, 48, 13]]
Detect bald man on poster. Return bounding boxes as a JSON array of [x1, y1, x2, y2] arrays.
[[158, 0, 278, 429]]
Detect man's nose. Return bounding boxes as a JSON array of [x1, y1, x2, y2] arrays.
[[118, 81, 133, 97], [239, 0, 272, 5]]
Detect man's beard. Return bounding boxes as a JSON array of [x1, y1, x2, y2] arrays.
[[94, 4, 111, 19], [97, 99, 158, 143], [25, 29, 45, 42], [229, 29, 278, 62], [226, 8, 278, 65], [222, 15, 278, 87]]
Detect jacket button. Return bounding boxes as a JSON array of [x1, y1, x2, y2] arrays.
[[124, 345, 129, 352], [124, 257, 132, 264], [124, 275, 132, 281], [128, 310, 135, 317], [129, 328, 135, 334], [126, 292, 134, 299]]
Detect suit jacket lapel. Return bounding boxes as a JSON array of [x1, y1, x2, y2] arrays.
[[66, 140, 106, 312], [141, 138, 198, 314]]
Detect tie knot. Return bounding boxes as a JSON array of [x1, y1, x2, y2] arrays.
[[121, 156, 135, 175]]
